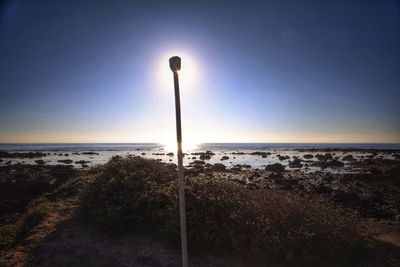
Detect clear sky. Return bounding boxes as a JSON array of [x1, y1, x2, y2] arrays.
[[0, 0, 399, 144]]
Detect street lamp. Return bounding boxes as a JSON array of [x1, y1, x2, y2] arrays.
[[169, 56, 188, 267]]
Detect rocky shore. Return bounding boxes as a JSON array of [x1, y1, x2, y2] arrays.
[[1, 149, 399, 266]]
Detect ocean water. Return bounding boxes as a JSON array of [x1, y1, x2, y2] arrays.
[[1, 143, 399, 151], [0, 143, 399, 172]]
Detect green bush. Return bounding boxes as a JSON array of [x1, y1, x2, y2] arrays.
[[85, 156, 362, 264]]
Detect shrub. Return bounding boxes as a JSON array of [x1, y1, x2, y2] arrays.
[[85, 156, 363, 264]]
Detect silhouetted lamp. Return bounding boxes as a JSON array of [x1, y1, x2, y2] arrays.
[[169, 56, 188, 267]]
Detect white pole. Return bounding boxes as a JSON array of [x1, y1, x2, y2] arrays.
[[169, 56, 188, 267]]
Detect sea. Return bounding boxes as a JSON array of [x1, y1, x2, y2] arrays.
[[1, 143, 399, 172]]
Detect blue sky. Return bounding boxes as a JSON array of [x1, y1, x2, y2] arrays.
[[0, 0, 399, 143]]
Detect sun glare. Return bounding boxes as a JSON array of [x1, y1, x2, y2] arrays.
[[163, 140, 199, 153]]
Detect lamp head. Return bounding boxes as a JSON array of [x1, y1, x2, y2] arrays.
[[169, 56, 181, 72]]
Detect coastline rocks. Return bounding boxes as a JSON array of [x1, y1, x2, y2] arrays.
[[232, 152, 245, 155], [316, 154, 333, 161], [210, 163, 226, 172], [289, 159, 303, 168], [324, 160, 344, 167], [235, 164, 251, 169], [278, 155, 290, 161], [191, 151, 215, 160], [191, 160, 205, 165], [166, 152, 174, 156], [342, 155, 355, 161], [250, 152, 270, 158], [0, 151, 47, 159], [220, 156, 229, 161], [81, 152, 99, 155], [35, 160, 46, 165], [265, 163, 285, 172], [303, 154, 314, 159], [200, 151, 215, 160], [57, 159, 73, 164], [204, 163, 213, 168], [75, 160, 91, 165]]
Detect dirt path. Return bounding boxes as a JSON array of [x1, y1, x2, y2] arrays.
[[0, 197, 79, 267]]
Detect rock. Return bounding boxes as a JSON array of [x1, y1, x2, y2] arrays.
[[324, 160, 344, 167], [342, 154, 355, 161], [141, 152, 146, 155], [316, 153, 333, 161], [81, 152, 99, 155], [167, 152, 174, 156], [200, 151, 214, 160], [303, 154, 314, 159], [250, 151, 269, 158], [289, 159, 303, 168], [211, 163, 226, 171], [265, 163, 285, 172], [269, 172, 283, 179], [191, 160, 205, 165], [57, 159, 73, 164], [75, 160, 91, 165], [220, 156, 229, 161], [0, 151, 47, 158], [278, 155, 290, 161], [35, 160, 46, 165]]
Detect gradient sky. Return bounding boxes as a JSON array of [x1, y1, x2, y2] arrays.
[[0, 0, 399, 144]]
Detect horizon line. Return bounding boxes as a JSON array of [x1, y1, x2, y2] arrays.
[[0, 142, 399, 145]]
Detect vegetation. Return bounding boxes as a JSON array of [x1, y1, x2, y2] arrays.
[[85, 155, 363, 264]]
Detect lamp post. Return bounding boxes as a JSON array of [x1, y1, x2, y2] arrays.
[[169, 56, 188, 267]]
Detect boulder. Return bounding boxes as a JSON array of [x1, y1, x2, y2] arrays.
[[57, 159, 73, 164], [35, 160, 46, 165], [81, 152, 99, 155], [265, 163, 285, 172], [316, 153, 333, 161], [211, 163, 226, 171], [342, 154, 355, 161], [289, 159, 303, 168], [278, 155, 290, 161], [220, 156, 229, 161], [191, 160, 205, 165], [324, 160, 344, 167]]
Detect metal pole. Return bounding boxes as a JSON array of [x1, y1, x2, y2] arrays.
[[170, 57, 188, 267]]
